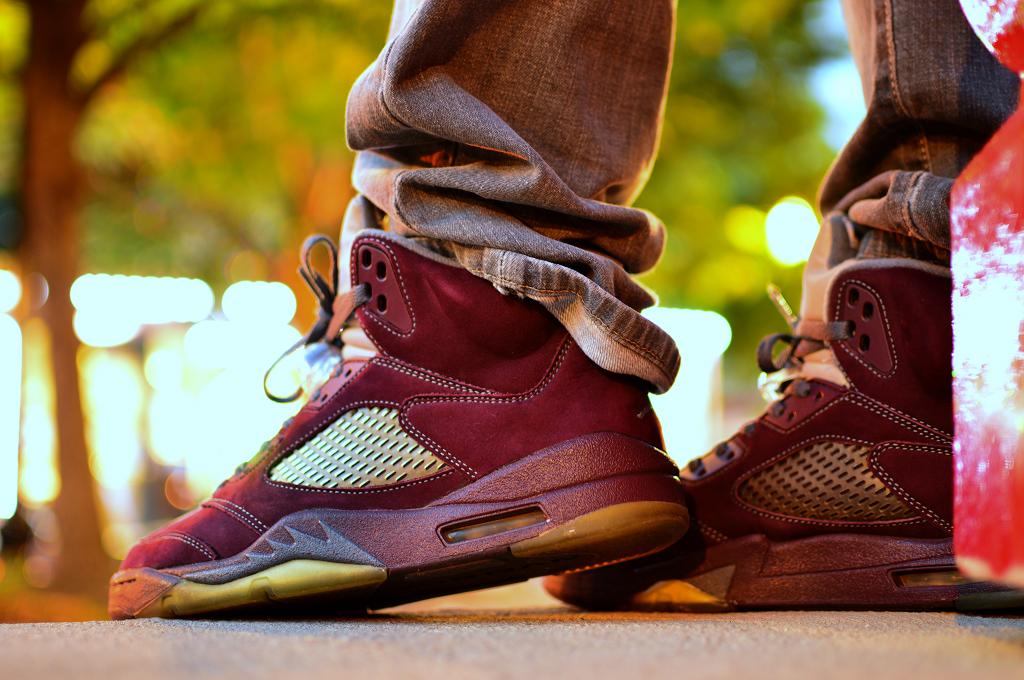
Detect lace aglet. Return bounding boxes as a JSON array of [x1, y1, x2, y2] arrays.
[[767, 283, 798, 330]]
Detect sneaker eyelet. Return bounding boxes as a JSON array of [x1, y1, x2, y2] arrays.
[[376, 262, 387, 281], [376, 294, 388, 313], [361, 249, 372, 268]]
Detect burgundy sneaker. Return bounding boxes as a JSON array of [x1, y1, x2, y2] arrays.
[[546, 260, 1022, 611], [108, 233, 688, 619]]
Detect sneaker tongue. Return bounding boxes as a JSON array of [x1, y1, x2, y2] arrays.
[[757, 284, 850, 396], [797, 347, 848, 387], [758, 347, 848, 402], [790, 319, 848, 387], [340, 320, 377, 361], [757, 319, 849, 401], [291, 318, 373, 405]]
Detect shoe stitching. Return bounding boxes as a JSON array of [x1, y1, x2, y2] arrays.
[[395, 419, 477, 478], [265, 468, 454, 495], [759, 392, 850, 437], [401, 337, 574, 480], [681, 439, 749, 486], [261, 355, 485, 490], [465, 266, 675, 388], [262, 396, 467, 493], [350, 236, 416, 338], [155, 532, 218, 561], [404, 337, 570, 408], [738, 506, 926, 529], [202, 499, 265, 536], [757, 388, 948, 444], [730, 434, 926, 528], [261, 360, 376, 471], [868, 442, 953, 533], [212, 498, 269, 532], [202, 503, 261, 536], [697, 521, 729, 544], [377, 356, 494, 394], [262, 396, 400, 471], [831, 279, 898, 380], [848, 392, 950, 442]]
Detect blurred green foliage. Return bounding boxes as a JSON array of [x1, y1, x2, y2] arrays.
[[0, 0, 848, 383], [77, 0, 392, 282], [637, 0, 844, 380]]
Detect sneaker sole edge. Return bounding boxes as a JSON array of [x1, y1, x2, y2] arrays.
[[108, 499, 688, 619], [543, 533, 1024, 613]]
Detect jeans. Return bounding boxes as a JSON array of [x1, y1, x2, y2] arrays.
[[801, 0, 1019, 325], [342, 0, 1019, 393]]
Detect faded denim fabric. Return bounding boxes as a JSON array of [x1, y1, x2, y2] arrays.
[[802, 0, 1019, 322], [342, 0, 679, 392], [342, 0, 1019, 388]]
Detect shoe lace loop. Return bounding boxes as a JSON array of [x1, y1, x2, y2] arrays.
[[262, 235, 370, 403], [755, 321, 852, 374], [686, 288, 852, 478]]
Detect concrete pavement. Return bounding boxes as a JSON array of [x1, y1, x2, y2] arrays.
[[2, 582, 1023, 680]]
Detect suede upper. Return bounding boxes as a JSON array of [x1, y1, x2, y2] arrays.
[[681, 261, 955, 545], [122, 233, 663, 571]]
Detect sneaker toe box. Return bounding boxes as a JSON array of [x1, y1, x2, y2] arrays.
[[120, 504, 263, 570]]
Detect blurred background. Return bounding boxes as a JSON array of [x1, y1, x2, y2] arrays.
[[0, 0, 863, 620]]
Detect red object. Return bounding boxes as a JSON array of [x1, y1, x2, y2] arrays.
[[951, 1, 1024, 587], [109, 232, 688, 618]]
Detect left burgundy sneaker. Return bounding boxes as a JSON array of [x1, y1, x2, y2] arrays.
[[545, 260, 1024, 612], [108, 232, 688, 619]]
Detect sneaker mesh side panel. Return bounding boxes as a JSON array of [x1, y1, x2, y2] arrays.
[[268, 407, 446, 489], [737, 441, 915, 522]]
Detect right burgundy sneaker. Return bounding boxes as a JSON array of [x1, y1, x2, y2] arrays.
[[108, 232, 687, 619], [546, 260, 1023, 611]]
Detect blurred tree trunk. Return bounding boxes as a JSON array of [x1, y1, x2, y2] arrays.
[[19, 0, 114, 598]]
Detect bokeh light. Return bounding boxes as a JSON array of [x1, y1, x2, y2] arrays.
[[71, 274, 215, 347], [81, 349, 146, 490], [71, 274, 215, 325], [765, 196, 820, 266], [222, 280, 296, 326], [643, 307, 732, 465], [72, 309, 141, 348], [0, 314, 22, 519], [0, 269, 21, 314], [143, 346, 185, 393], [19, 319, 59, 508], [724, 205, 768, 254]]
